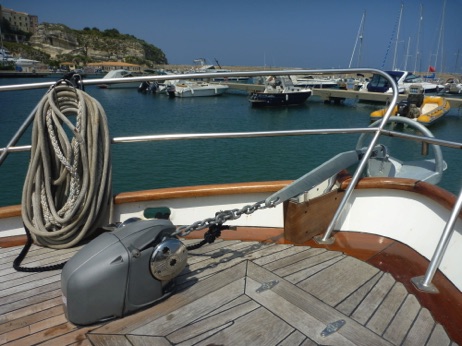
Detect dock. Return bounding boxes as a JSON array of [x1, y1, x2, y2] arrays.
[[222, 82, 462, 110], [313, 88, 462, 109]]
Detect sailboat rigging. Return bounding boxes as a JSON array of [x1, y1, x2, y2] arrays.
[[413, 3, 423, 73], [349, 10, 366, 68]]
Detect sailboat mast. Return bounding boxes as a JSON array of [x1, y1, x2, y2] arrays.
[[413, 3, 423, 73], [392, 3, 404, 70], [404, 36, 411, 71], [349, 10, 366, 68], [434, 0, 446, 72]]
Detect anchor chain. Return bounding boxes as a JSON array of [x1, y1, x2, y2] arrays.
[[173, 198, 277, 238]]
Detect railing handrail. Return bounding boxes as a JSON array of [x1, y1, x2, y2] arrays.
[[3, 127, 462, 155], [0, 67, 387, 92], [1, 68, 461, 293]]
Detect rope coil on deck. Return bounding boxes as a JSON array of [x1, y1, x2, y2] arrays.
[[21, 82, 112, 249]]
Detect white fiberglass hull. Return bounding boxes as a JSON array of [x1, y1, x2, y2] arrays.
[[174, 83, 228, 97]]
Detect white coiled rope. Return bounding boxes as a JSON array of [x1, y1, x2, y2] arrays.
[[21, 83, 112, 249]]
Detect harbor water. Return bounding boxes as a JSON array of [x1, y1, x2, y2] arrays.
[[1, 77, 462, 208]]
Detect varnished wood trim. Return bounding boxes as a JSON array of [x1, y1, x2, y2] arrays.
[[0, 234, 27, 247], [0, 204, 21, 218], [114, 180, 293, 204], [342, 177, 459, 214]]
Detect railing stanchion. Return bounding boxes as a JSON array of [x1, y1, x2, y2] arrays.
[[411, 187, 462, 293]]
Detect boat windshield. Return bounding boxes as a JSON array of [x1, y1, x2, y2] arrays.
[[403, 73, 423, 83]]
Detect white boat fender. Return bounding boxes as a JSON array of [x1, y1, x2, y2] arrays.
[[61, 218, 187, 325]]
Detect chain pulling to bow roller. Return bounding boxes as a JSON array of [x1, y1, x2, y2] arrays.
[[173, 198, 278, 238]]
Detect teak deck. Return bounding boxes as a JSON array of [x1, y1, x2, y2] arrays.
[[0, 234, 460, 345]]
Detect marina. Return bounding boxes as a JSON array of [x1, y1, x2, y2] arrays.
[[1, 68, 462, 345], [224, 82, 462, 109]]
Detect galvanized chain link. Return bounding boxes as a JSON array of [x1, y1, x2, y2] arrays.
[[173, 199, 277, 237]]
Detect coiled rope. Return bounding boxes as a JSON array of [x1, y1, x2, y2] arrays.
[[21, 81, 112, 250]]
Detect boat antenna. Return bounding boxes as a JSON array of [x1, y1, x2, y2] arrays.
[[349, 10, 366, 68], [214, 58, 222, 69]]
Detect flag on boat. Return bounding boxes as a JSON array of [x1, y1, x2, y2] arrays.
[[428, 66, 436, 72]]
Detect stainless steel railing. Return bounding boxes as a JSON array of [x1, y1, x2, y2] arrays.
[[1, 68, 461, 293]]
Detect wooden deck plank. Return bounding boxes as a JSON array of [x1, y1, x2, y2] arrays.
[[283, 252, 345, 284], [262, 247, 326, 271], [127, 335, 172, 346], [0, 270, 58, 291], [132, 277, 246, 337], [0, 296, 62, 325], [0, 283, 61, 310], [252, 244, 311, 267], [90, 261, 247, 336], [0, 314, 68, 345], [0, 238, 457, 345], [0, 247, 79, 278], [1, 321, 78, 346], [0, 273, 61, 299], [335, 272, 382, 316], [0, 304, 63, 335], [247, 261, 392, 346], [298, 256, 380, 307], [177, 241, 275, 287], [40, 324, 107, 346], [200, 294, 251, 318], [246, 276, 357, 346], [402, 308, 435, 346], [277, 330, 312, 346], [426, 323, 451, 346], [274, 248, 342, 276], [383, 294, 421, 345], [366, 282, 408, 336], [193, 306, 295, 346], [169, 300, 260, 345], [87, 334, 132, 346], [351, 272, 396, 325]]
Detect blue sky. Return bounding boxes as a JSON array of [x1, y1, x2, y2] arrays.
[[2, 0, 461, 73]]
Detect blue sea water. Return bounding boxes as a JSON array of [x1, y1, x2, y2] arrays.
[[1, 77, 462, 208]]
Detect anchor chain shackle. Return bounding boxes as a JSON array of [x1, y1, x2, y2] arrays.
[[173, 198, 278, 237]]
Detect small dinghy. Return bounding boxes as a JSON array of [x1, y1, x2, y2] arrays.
[[370, 84, 450, 126]]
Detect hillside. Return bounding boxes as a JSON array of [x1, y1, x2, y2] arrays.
[[4, 23, 168, 67]]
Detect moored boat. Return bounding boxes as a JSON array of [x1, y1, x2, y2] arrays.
[[362, 70, 444, 94], [290, 74, 339, 88], [1, 68, 462, 345], [98, 69, 143, 89], [370, 84, 451, 126], [171, 80, 229, 97], [249, 75, 312, 107], [443, 77, 462, 94]]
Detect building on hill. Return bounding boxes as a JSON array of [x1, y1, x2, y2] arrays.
[[86, 61, 142, 73], [0, 5, 38, 34]]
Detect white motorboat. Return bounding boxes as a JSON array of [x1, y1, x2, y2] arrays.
[[362, 70, 444, 94], [98, 69, 142, 89], [443, 77, 462, 94], [290, 75, 339, 88], [171, 80, 229, 97], [1, 68, 462, 345]]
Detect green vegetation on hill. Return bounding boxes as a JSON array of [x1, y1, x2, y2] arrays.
[[1, 21, 168, 68]]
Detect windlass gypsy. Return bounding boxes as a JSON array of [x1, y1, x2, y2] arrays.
[[61, 219, 187, 325]]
